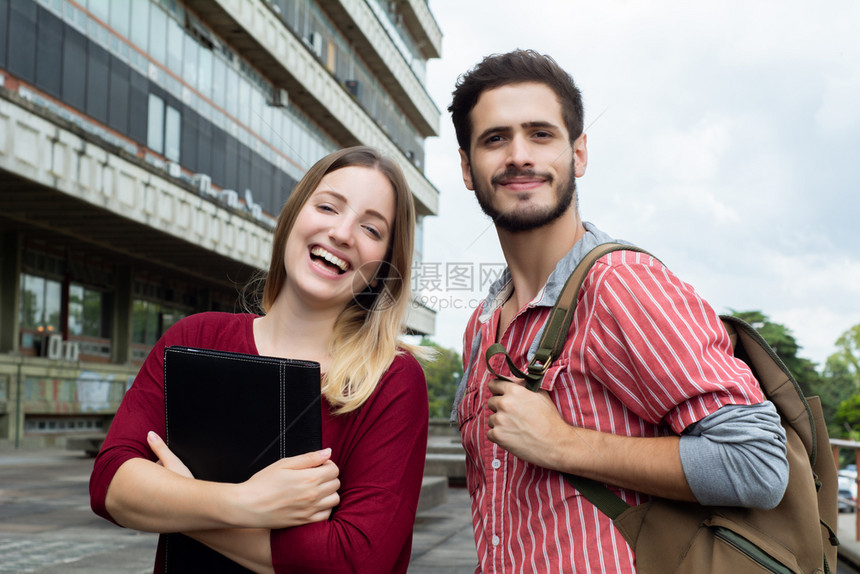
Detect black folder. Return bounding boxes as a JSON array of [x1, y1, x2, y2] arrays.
[[163, 345, 322, 573]]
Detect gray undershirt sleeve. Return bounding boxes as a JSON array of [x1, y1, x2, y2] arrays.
[[678, 401, 788, 509]]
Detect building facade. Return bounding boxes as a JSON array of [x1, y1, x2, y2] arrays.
[[0, 0, 441, 448]]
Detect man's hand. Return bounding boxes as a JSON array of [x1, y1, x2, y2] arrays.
[[486, 379, 570, 470]]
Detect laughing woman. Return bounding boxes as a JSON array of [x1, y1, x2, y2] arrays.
[[89, 146, 430, 573]]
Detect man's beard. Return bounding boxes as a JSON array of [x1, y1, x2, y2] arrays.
[[472, 160, 577, 233]]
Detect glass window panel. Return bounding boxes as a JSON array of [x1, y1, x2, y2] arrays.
[[211, 55, 225, 108], [197, 46, 212, 98], [132, 299, 148, 343], [148, 5, 167, 65], [68, 284, 84, 336], [129, 0, 149, 50], [224, 65, 238, 118], [183, 35, 198, 89], [87, 0, 110, 23], [45, 279, 61, 333], [145, 303, 159, 345], [83, 288, 102, 337], [147, 93, 164, 153], [164, 105, 181, 162], [20, 274, 44, 329], [109, 0, 130, 38], [238, 76, 251, 127], [166, 16, 183, 75], [250, 88, 263, 135]]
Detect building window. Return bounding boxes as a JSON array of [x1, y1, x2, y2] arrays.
[[132, 300, 185, 346], [147, 93, 181, 161], [147, 93, 164, 153], [20, 273, 62, 334], [164, 104, 181, 162], [68, 284, 104, 338]]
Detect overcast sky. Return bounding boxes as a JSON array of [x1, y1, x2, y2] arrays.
[[418, 0, 860, 367]]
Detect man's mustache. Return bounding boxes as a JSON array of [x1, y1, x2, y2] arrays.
[[491, 167, 554, 186]]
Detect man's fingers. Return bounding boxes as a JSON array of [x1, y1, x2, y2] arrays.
[[487, 379, 508, 395]]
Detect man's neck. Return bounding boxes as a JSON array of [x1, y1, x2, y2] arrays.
[[497, 211, 586, 311]]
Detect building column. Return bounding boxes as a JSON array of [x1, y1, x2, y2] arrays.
[[112, 265, 132, 364], [0, 232, 22, 353]]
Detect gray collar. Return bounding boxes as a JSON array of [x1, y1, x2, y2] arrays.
[[451, 222, 628, 419]]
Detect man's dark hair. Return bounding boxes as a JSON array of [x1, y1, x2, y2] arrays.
[[448, 49, 584, 158]]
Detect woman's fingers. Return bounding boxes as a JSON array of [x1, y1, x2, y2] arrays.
[[147, 431, 194, 479]]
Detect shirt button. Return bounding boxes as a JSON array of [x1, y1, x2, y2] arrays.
[[491, 458, 501, 470], [491, 535, 500, 546]]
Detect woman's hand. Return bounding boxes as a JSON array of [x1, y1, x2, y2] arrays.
[[232, 450, 341, 529], [147, 431, 194, 478], [145, 431, 339, 530]]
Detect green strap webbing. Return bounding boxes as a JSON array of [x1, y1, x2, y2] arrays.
[[484, 242, 652, 514]]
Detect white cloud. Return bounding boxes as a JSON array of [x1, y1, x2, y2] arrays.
[[422, 0, 860, 368]]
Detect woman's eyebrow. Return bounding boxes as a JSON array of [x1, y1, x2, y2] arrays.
[[315, 189, 391, 228]]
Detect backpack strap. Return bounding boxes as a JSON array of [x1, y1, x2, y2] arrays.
[[484, 242, 653, 516], [485, 242, 649, 391]]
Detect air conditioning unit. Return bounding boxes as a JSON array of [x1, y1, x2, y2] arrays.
[[271, 88, 289, 108], [192, 173, 214, 197], [219, 189, 240, 209]]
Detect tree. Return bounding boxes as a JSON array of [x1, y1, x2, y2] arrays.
[[418, 339, 464, 419], [822, 354, 860, 438], [824, 324, 860, 439], [831, 324, 860, 383], [730, 310, 822, 397]]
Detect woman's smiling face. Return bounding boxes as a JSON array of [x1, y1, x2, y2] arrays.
[[282, 165, 395, 312]]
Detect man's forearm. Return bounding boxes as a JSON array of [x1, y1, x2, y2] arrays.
[[548, 425, 696, 501]]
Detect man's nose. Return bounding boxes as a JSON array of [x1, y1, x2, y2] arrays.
[[506, 135, 533, 169]]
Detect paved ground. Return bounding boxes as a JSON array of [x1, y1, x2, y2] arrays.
[[0, 448, 477, 573], [5, 448, 860, 573]]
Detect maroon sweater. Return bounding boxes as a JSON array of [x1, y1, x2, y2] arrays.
[[90, 312, 429, 573]]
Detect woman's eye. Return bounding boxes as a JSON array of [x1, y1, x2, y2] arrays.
[[363, 225, 382, 239], [318, 204, 336, 213]]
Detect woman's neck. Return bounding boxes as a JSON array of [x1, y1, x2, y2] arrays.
[[253, 293, 340, 370]]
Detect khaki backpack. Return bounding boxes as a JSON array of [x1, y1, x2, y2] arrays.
[[486, 243, 839, 573]]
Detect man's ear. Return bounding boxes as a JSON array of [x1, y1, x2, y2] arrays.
[[458, 148, 475, 190], [573, 133, 588, 178]]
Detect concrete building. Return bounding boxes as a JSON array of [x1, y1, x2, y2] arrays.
[[0, 0, 441, 448]]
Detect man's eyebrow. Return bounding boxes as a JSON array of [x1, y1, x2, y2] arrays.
[[316, 189, 391, 227], [522, 121, 560, 130], [474, 126, 510, 142], [474, 121, 561, 143]]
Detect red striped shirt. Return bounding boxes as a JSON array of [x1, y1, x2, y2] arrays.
[[458, 249, 762, 573]]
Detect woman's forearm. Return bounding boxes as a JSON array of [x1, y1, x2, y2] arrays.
[[105, 458, 242, 532]]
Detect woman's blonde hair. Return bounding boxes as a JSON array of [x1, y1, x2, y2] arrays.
[[262, 146, 424, 413]]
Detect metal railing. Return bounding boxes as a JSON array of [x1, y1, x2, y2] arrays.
[[831, 438, 860, 541]]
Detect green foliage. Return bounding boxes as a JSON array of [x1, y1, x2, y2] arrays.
[[730, 310, 822, 396], [418, 338, 464, 419], [825, 324, 860, 439], [835, 395, 860, 441]]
